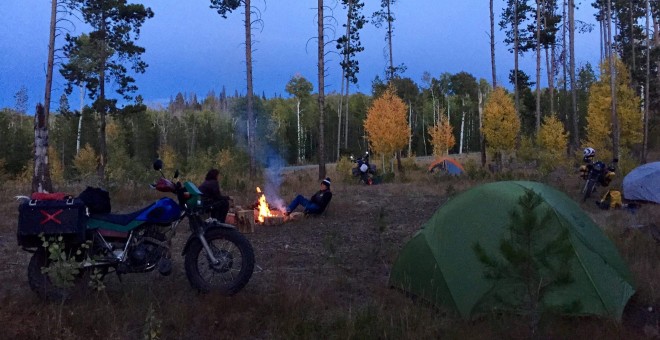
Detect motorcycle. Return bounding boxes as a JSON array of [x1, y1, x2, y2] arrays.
[[18, 160, 255, 300], [350, 152, 377, 185], [579, 157, 618, 202]]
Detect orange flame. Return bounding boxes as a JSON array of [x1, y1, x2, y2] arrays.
[[256, 187, 273, 223]]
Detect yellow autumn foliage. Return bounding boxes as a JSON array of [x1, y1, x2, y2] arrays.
[[585, 57, 642, 160], [364, 86, 411, 157], [537, 115, 569, 172], [429, 111, 455, 157], [48, 145, 65, 184], [74, 143, 98, 179], [482, 87, 520, 155], [157, 144, 179, 175]]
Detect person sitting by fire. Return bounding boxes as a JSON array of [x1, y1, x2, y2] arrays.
[[284, 177, 332, 216], [199, 169, 232, 223]]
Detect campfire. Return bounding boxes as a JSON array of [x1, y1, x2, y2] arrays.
[[255, 187, 285, 225]]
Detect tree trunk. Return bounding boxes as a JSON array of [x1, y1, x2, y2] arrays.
[[76, 86, 84, 154], [317, 0, 326, 179], [408, 102, 412, 156], [607, 0, 620, 160], [422, 111, 427, 156], [562, 0, 569, 134], [297, 99, 303, 163], [98, 66, 107, 182], [514, 0, 520, 117], [97, 16, 108, 183], [490, 0, 497, 88], [549, 46, 556, 115], [569, 0, 578, 150], [630, 0, 636, 74], [479, 89, 486, 167], [387, 0, 394, 79], [33, 0, 57, 193], [344, 73, 350, 149], [337, 78, 344, 160], [643, 0, 650, 163], [459, 111, 466, 155], [245, 0, 256, 179], [535, 0, 541, 134], [341, 2, 352, 154], [32, 104, 53, 193], [44, 0, 56, 128]]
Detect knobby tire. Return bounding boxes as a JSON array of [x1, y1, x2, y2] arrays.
[[184, 228, 254, 295]]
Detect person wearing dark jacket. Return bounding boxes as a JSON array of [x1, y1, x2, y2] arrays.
[[285, 177, 333, 215], [199, 169, 231, 223]]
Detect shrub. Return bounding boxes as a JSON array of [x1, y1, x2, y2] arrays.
[[464, 159, 489, 180], [335, 156, 354, 183], [400, 156, 419, 172], [73, 144, 98, 181], [214, 148, 250, 191]]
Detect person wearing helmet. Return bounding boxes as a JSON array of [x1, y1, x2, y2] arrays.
[[580, 147, 596, 179], [583, 147, 596, 162]]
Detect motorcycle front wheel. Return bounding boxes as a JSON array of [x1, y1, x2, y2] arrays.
[[582, 179, 596, 202], [184, 228, 255, 295]]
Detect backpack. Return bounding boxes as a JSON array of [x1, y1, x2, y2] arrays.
[[78, 186, 111, 214], [598, 190, 623, 210]]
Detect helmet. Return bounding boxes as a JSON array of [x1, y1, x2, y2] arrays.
[[583, 147, 596, 158]]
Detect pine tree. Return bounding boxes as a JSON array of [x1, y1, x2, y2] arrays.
[[473, 189, 578, 338], [61, 0, 153, 182]]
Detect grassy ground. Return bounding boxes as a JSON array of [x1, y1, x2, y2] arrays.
[[0, 156, 659, 339]]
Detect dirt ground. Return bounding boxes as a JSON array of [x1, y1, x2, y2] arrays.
[[0, 164, 659, 338]]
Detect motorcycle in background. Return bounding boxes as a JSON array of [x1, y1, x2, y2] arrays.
[[17, 160, 255, 300], [579, 157, 618, 202], [350, 151, 377, 185]]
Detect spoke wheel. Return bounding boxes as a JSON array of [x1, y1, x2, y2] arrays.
[[582, 179, 596, 202], [184, 228, 254, 295]]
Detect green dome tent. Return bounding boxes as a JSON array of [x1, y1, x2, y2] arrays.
[[390, 181, 635, 320]]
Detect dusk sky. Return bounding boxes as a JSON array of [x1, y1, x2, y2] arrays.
[[0, 0, 602, 111]]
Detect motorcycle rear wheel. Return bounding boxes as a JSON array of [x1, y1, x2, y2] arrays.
[[27, 248, 88, 301], [184, 228, 254, 295]]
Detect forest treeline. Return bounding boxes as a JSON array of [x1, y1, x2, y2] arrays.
[[2, 0, 659, 188], [3, 59, 655, 187]]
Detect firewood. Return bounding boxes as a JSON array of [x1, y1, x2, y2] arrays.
[[236, 210, 256, 233]]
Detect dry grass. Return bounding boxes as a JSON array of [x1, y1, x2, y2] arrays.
[[1, 158, 659, 339]]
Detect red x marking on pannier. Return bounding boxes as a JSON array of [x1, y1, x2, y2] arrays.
[[40, 209, 63, 225]]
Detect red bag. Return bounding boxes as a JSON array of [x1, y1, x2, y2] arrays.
[[30, 192, 69, 201]]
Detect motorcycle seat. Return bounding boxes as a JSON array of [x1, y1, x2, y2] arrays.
[[89, 204, 153, 226]]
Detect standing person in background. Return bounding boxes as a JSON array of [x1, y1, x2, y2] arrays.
[[284, 177, 333, 215], [199, 169, 231, 223]]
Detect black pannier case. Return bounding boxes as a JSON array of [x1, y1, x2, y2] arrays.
[[17, 198, 88, 247]]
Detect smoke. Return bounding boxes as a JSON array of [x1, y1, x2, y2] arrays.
[[261, 148, 286, 211]]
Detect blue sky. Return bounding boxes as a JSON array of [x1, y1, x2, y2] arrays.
[[0, 0, 601, 111]]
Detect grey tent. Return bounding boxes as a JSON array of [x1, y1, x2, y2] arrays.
[[623, 162, 660, 204]]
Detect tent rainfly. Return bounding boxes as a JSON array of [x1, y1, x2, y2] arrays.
[[623, 161, 660, 204], [390, 181, 635, 320]]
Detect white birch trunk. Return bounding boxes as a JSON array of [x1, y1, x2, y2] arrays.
[[459, 111, 466, 155], [297, 99, 302, 164], [408, 103, 412, 156]]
